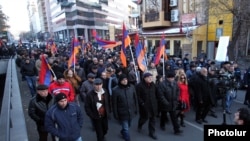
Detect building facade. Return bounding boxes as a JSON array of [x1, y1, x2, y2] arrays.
[[27, 0, 42, 39], [49, 0, 137, 42], [207, 0, 233, 60], [137, 0, 208, 60]]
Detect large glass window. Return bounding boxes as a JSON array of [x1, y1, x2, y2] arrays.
[[145, 0, 161, 22]]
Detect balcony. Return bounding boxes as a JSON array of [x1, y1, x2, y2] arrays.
[[142, 11, 171, 28]]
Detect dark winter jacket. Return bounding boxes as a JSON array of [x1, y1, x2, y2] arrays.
[[85, 88, 111, 119], [20, 61, 37, 76], [136, 80, 158, 117], [44, 103, 83, 141], [157, 79, 180, 112], [112, 84, 138, 120], [28, 94, 53, 131]]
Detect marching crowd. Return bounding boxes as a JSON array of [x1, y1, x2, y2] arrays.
[[13, 43, 250, 141]]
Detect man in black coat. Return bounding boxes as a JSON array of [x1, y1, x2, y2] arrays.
[[85, 78, 111, 141], [194, 67, 215, 124], [28, 84, 54, 141], [157, 71, 183, 135], [136, 72, 158, 140], [112, 74, 138, 141]]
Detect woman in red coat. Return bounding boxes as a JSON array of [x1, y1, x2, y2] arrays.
[[176, 73, 190, 127]]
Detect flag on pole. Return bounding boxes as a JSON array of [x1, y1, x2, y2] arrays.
[[46, 39, 57, 55], [120, 22, 131, 67], [92, 29, 119, 49], [39, 54, 53, 86], [135, 33, 147, 72], [154, 34, 166, 65], [68, 38, 81, 68]]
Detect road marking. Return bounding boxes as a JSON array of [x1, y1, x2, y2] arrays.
[[184, 120, 204, 131]]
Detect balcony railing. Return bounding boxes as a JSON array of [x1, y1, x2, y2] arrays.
[[145, 12, 160, 22]]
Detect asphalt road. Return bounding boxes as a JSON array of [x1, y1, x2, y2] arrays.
[[18, 69, 249, 141]]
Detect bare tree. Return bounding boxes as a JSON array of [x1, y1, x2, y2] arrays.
[[0, 5, 9, 31], [199, 0, 250, 61]]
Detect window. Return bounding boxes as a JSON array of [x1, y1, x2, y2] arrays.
[[145, 0, 160, 22], [216, 28, 223, 39]]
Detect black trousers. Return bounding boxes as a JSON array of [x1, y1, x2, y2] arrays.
[[138, 114, 156, 134], [92, 116, 108, 141], [195, 101, 211, 121], [160, 111, 180, 132], [37, 125, 55, 141]]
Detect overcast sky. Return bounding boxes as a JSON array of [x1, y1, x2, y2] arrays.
[[0, 0, 30, 37]]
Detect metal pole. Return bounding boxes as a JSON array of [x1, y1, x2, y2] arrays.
[[129, 45, 139, 83]]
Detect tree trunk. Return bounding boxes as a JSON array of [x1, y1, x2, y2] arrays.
[[228, 20, 242, 61]]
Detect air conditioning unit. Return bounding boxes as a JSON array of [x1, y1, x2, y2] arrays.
[[170, 0, 178, 7], [171, 10, 179, 22]]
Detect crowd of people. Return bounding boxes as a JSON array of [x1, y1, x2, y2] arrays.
[[12, 42, 250, 141]]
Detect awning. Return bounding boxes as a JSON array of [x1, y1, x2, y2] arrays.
[[141, 25, 199, 35]]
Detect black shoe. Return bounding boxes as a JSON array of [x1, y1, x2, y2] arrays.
[[174, 129, 183, 135], [180, 123, 186, 127], [196, 119, 202, 124], [210, 113, 217, 118], [160, 126, 166, 131], [202, 119, 208, 123], [149, 133, 158, 140]]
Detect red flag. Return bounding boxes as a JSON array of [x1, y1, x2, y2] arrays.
[[120, 23, 131, 67], [154, 34, 165, 65], [92, 29, 97, 37], [39, 54, 52, 86], [68, 38, 80, 68], [135, 33, 147, 72]]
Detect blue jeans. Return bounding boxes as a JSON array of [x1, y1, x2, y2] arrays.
[[120, 120, 131, 141], [25, 75, 37, 97], [75, 137, 82, 141], [225, 90, 233, 112]]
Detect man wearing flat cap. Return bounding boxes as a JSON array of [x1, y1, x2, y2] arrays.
[[45, 93, 84, 141], [157, 71, 183, 135], [136, 72, 158, 139], [79, 73, 96, 102], [85, 78, 111, 141], [28, 84, 54, 141]]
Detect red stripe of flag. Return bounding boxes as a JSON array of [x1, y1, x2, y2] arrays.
[[68, 38, 80, 68], [135, 33, 147, 72], [120, 23, 131, 67], [154, 34, 166, 65], [39, 54, 52, 86]]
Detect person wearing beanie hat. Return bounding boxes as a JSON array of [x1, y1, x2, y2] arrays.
[[136, 72, 158, 139], [56, 73, 65, 80], [55, 93, 67, 103], [28, 84, 54, 141], [157, 69, 183, 135], [112, 73, 138, 141], [118, 74, 128, 83], [48, 72, 76, 102], [45, 92, 83, 141]]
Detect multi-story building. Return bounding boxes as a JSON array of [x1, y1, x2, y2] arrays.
[[36, 0, 51, 40], [50, 0, 137, 42], [137, 0, 208, 59], [27, 0, 42, 39]]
